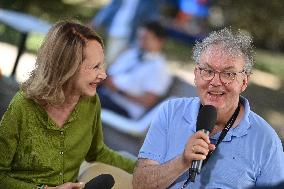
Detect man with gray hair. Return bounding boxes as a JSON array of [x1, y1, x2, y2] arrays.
[[133, 28, 284, 189]]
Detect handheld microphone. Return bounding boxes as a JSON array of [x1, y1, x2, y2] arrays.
[[189, 105, 217, 182], [84, 174, 115, 189]]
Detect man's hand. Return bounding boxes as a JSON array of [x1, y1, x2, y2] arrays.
[[183, 131, 215, 166]]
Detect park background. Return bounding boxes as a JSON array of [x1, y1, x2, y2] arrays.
[[0, 0, 283, 153]]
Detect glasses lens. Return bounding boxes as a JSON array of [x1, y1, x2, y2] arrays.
[[199, 68, 235, 84], [200, 69, 213, 80], [220, 72, 235, 83], [198, 65, 244, 84]]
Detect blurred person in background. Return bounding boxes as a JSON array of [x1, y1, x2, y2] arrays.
[[159, 0, 210, 35], [0, 20, 135, 189], [92, 0, 160, 66], [174, 0, 210, 35], [133, 28, 284, 188], [97, 21, 172, 119]]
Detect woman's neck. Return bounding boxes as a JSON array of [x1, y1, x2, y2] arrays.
[[63, 94, 80, 107], [44, 94, 80, 128]]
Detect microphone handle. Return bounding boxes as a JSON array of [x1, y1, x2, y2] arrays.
[[189, 129, 210, 181]]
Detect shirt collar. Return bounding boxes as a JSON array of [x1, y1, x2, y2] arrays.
[[211, 96, 251, 141], [182, 97, 202, 132], [45, 100, 81, 130], [182, 96, 251, 140], [230, 96, 251, 137], [136, 48, 163, 62]]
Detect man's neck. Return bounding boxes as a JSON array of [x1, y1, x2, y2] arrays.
[[216, 103, 242, 128]]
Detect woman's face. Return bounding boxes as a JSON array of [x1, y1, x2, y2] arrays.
[[73, 40, 106, 97]]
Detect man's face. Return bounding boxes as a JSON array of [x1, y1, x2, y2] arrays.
[[194, 45, 249, 113]]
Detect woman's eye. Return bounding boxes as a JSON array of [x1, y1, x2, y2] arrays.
[[93, 65, 99, 69]]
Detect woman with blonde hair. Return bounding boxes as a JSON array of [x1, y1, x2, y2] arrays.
[[0, 20, 135, 189]]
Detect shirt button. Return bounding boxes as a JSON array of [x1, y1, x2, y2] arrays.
[[60, 131, 64, 135], [59, 172, 63, 176], [60, 151, 64, 155]]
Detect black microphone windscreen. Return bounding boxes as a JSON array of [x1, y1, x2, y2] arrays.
[[196, 105, 217, 132], [84, 174, 115, 189]]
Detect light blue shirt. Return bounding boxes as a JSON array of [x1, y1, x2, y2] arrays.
[[139, 96, 284, 189]]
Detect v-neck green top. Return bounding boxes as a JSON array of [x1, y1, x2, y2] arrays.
[[0, 91, 135, 188]]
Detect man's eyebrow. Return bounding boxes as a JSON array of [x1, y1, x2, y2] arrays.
[[223, 65, 236, 69], [198, 63, 238, 70], [198, 62, 210, 68]]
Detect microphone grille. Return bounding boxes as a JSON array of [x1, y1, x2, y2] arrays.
[[85, 174, 115, 189], [196, 105, 217, 132], [103, 174, 115, 188]]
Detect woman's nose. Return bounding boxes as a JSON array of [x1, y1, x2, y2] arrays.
[[98, 69, 107, 80]]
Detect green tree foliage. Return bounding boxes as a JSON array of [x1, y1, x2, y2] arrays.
[[216, 0, 284, 51], [1, 0, 283, 51], [0, 0, 97, 49], [0, 0, 96, 22]]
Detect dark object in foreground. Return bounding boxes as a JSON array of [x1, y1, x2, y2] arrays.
[[84, 174, 115, 189]]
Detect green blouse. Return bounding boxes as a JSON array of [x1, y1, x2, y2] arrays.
[[0, 91, 135, 189]]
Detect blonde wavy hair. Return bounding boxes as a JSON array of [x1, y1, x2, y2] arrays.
[[21, 20, 103, 106]]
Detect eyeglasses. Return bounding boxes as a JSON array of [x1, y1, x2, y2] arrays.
[[196, 65, 246, 84]]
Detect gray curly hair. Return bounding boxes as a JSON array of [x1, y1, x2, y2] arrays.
[[192, 28, 254, 74]]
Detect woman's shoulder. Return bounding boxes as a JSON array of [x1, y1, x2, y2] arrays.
[[10, 91, 36, 108], [80, 94, 101, 110], [9, 91, 28, 106], [1, 91, 39, 122]]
